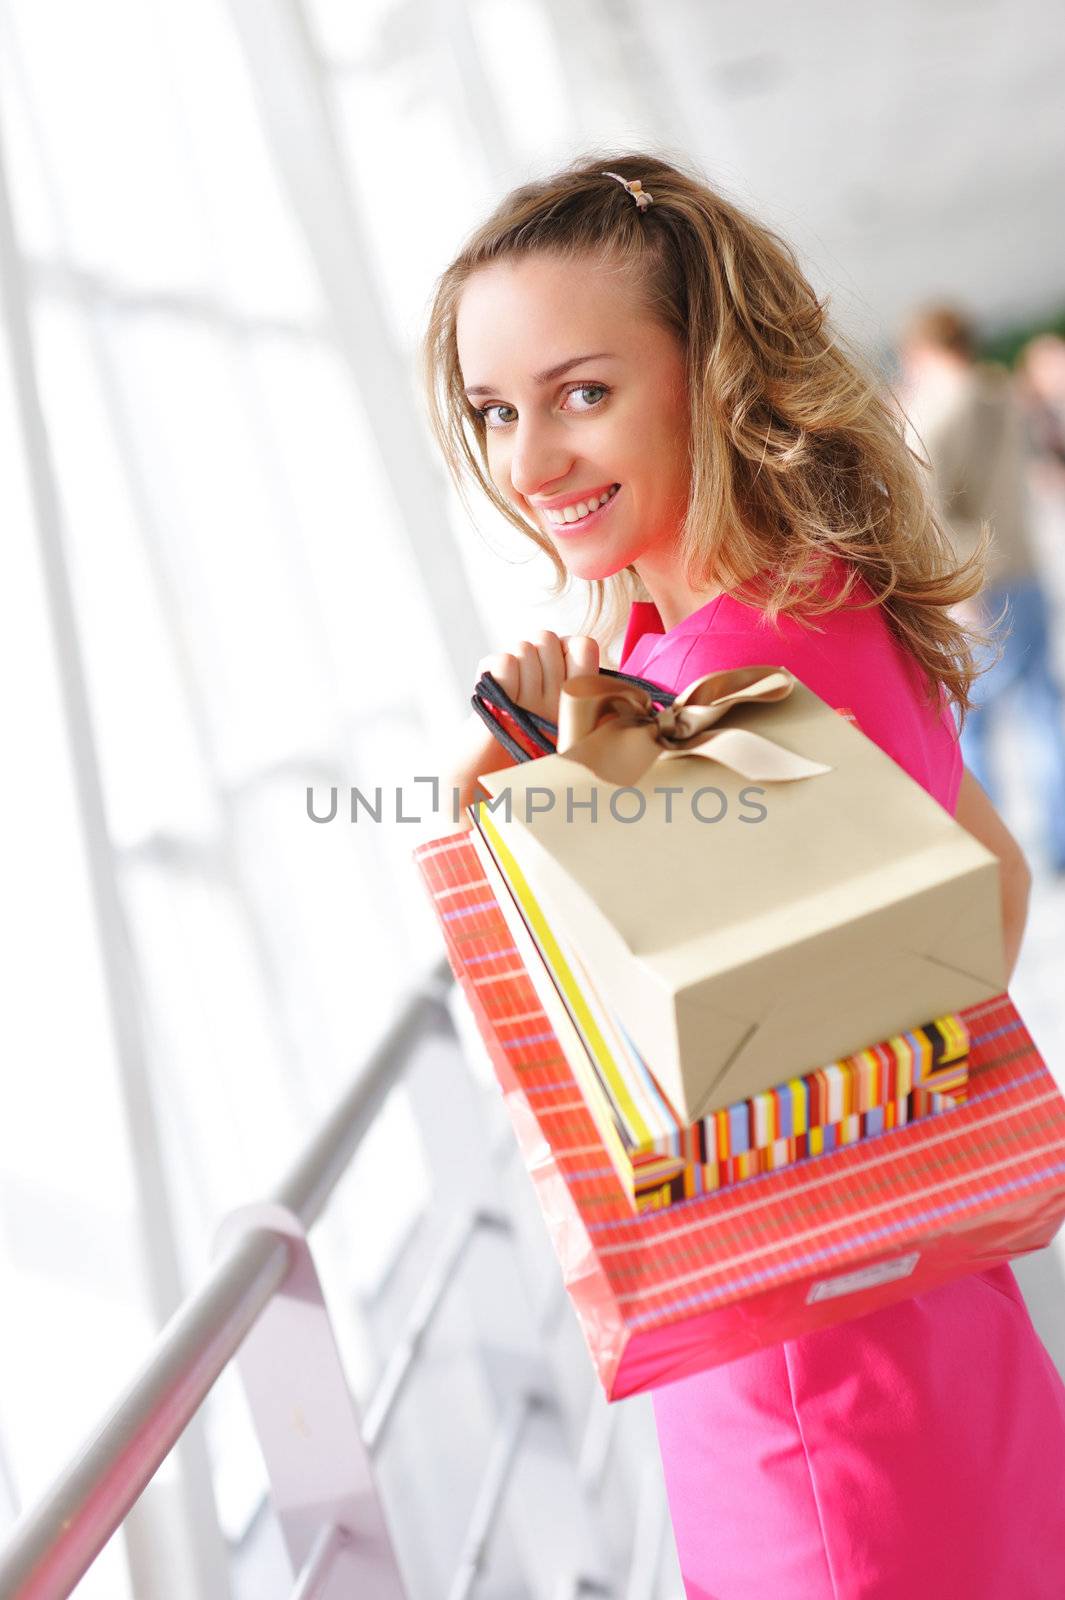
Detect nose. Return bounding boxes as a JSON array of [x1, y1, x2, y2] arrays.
[[508, 415, 574, 502]]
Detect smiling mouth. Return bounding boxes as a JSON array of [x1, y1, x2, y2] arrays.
[[541, 483, 621, 530]]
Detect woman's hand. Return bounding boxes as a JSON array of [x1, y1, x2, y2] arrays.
[[445, 631, 601, 830], [478, 631, 601, 725]]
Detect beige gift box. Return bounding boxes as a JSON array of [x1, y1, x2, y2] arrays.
[[475, 666, 1007, 1124]]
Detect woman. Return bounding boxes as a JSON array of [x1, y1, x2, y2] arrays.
[[423, 151, 1065, 1596]]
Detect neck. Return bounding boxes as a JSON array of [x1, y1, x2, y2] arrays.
[[633, 549, 766, 633], [651, 585, 724, 634], [630, 542, 718, 631]]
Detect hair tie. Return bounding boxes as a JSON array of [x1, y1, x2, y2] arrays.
[[600, 170, 654, 211]]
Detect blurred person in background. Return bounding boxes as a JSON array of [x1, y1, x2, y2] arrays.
[[1019, 331, 1065, 493], [900, 304, 1065, 874], [1018, 332, 1065, 683]]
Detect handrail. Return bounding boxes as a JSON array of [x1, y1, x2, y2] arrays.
[[0, 957, 453, 1600], [275, 961, 452, 1228]]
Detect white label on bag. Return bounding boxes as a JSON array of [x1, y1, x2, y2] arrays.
[[806, 1252, 920, 1303]]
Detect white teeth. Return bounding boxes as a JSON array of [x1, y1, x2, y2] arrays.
[[546, 485, 619, 525]]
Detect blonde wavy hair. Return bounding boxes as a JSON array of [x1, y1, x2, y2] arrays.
[[421, 149, 1003, 722]]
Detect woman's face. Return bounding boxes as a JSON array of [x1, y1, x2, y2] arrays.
[[455, 252, 692, 583]]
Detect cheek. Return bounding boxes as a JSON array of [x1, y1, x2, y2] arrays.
[[615, 388, 688, 465], [630, 407, 689, 487], [482, 441, 508, 493], [659, 405, 692, 483], [485, 451, 530, 516]]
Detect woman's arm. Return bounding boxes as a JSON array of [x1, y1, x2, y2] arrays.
[[444, 711, 519, 832], [953, 765, 1032, 985]]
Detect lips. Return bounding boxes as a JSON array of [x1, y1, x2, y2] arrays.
[[540, 483, 623, 528], [543, 483, 622, 536]]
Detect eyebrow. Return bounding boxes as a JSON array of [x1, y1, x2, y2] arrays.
[[463, 352, 618, 398]]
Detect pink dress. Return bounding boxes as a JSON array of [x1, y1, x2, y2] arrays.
[[619, 557, 1065, 1599]]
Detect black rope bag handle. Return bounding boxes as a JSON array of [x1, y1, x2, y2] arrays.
[[471, 667, 676, 764]]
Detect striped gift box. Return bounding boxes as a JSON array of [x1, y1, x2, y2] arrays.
[[633, 1081, 969, 1210], [413, 829, 1065, 1399], [467, 799, 968, 1212]]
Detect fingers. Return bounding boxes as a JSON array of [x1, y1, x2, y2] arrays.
[[477, 646, 544, 714], [477, 651, 520, 701], [562, 634, 601, 679], [478, 631, 601, 721], [515, 638, 544, 713], [530, 630, 566, 717]]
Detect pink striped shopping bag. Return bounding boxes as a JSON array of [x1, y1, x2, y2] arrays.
[[413, 829, 1065, 1400]]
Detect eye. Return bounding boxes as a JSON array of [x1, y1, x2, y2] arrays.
[[476, 402, 518, 430], [565, 382, 609, 412], [473, 384, 604, 435]]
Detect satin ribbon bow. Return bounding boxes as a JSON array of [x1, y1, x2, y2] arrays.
[[553, 665, 833, 789]]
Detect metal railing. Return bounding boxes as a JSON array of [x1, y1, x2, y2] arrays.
[[0, 961, 450, 1599], [0, 953, 674, 1599]]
